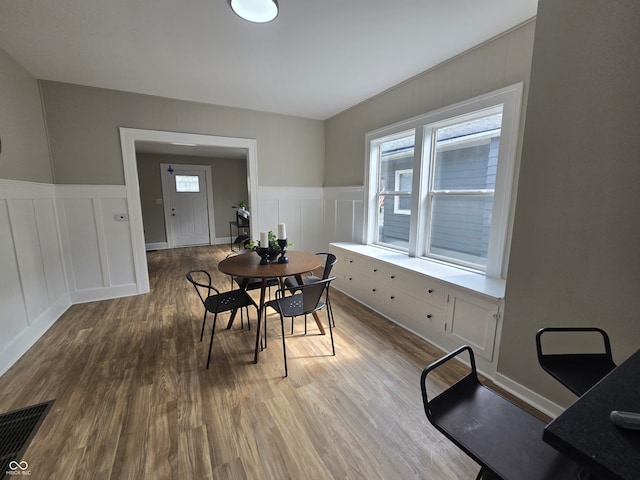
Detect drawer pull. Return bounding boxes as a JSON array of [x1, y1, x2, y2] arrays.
[[372, 288, 377, 292], [427, 314, 433, 319], [390, 275, 395, 279], [390, 295, 395, 300], [428, 289, 434, 294], [348, 277, 353, 281], [349, 260, 353, 263], [373, 268, 378, 272]]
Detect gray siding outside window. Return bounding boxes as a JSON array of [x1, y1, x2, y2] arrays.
[[380, 154, 412, 244], [430, 137, 500, 261]]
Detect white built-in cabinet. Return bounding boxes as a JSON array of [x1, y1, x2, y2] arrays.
[[330, 243, 505, 376]]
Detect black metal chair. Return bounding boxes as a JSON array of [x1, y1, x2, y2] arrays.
[[535, 327, 616, 397], [283, 252, 337, 332], [186, 270, 258, 369], [284, 252, 337, 289], [264, 277, 336, 377], [421, 346, 580, 480]]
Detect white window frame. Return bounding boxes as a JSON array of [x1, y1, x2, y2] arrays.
[[364, 83, 523, 278]]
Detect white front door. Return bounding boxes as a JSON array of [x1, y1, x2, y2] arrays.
[[162, 164, 212, 247]]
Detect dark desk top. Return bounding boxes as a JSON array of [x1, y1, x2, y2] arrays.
[[544, 349, 640, 480]]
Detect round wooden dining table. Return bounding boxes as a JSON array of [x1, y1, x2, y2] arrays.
[[218, 250, 323, 363]]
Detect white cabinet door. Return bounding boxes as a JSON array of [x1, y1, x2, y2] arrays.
[[446, 291, 500, 361]]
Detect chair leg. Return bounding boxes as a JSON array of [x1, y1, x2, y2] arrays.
[[200, 309, 208, 341], [206, 313, 218, 369], [328, 301, 335, 328], [327, 306, 335, 356], [279, 312, 288, 377], [260, 303, 268, 350], [264, 305, 268, 349]]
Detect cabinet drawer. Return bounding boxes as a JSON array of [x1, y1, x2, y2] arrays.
[[343, 272, 385, 307], [344, 254, 385, 279], [386, 287, 445, 336], [386, 267, 445, 307], [356, 275, 384, 306]]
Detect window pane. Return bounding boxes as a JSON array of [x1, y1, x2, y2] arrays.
[[175, 175, 200, 193], [377, 194, 411, 250], [375, 132, 414, 249], [433, 114, 501, 191], [379, 135, 414, 194], [428, 195, 493, 267]]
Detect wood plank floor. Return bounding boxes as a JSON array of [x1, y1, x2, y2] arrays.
[[1, 245, 523, 479]]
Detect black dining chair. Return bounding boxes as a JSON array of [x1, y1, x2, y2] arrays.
[[186, 270, 258, 369], [535, 327, 616, 396], [264, 277, 336, 377], [283, 252, 337, 332]]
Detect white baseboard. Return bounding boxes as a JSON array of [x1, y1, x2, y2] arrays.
[[146, 240, 237, 249], [146, 242, 168, 251], [70, 284, 140, 304], [493, 372, 565, 419]]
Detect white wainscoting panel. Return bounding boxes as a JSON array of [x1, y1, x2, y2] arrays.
[[0, 198, 29, 340], [9, 199, 51, 322], [258, 187, 325, 252], [56, 185, 138, 303], [59, 197, 103, 291], [0, 180, 70, 376], [323, 187, 365, 245], [35, 198, 68, 306]]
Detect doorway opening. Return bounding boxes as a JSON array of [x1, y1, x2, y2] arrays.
[[119, 128, 259, 294]]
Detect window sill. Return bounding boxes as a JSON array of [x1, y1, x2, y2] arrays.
[[330, 242, 506, 300]]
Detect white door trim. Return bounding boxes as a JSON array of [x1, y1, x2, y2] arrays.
[[119, 128, 259, 294], [160, 163, 216, 248]]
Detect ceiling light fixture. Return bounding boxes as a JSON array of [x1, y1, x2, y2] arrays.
[[228, 0, 279, 23]]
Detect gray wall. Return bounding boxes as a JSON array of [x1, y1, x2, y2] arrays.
[[324, 21, 535, 187], [501, 0, 640, 406], [39, 81, 325, 187], [5, 4, 639, 409], [0, 48, 52, 183], [137, 153, 248, 244]]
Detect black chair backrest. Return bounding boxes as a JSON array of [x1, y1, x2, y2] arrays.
[[535, 327, 616, 396], [318, 253, 337, 280], [186, 270, 219, 305], [278, 277, 335, 315], [421, 345, 478, 422], [536, 327, 613, 357]]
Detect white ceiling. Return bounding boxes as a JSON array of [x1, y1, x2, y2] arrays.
[[0, 0, 538, 121]]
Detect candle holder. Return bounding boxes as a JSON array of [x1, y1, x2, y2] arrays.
[[277, 239, 289, 263], [256, 247, 270, 265]]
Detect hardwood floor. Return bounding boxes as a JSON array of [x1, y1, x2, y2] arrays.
[[1, 245, 492, 479]]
